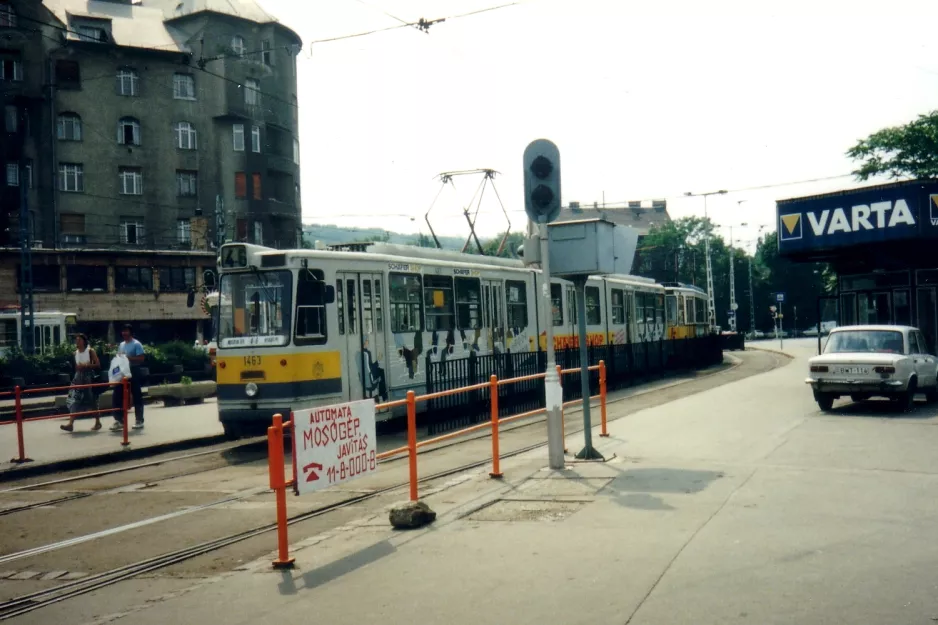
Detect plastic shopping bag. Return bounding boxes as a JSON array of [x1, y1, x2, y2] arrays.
[[108, 354, 132, 383]]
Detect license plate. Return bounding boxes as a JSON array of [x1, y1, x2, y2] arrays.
[[836, 366, 870, 375]]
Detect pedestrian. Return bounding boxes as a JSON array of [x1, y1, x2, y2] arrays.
[[111, 324, 146, 431], [60, 333, 101, 432]]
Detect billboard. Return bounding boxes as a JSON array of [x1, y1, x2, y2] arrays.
[[776, 180, 938, 256]]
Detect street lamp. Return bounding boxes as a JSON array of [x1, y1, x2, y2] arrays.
[[684, 189, 727, 330]]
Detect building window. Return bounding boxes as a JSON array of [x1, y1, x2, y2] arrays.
[[293, 138, 299, 164], [76, 24, 108, 42], [173, 73, 195, 100], [176, 170, 197, 197], [115, 266, 152, 291], [174, 121, 197, 149], [4, 104, 15, 132], [0, 57, 22, 81], [120, 219, 145, 245], [116, 68, 138, 96], [233, 123, 244, 151], [253, 221, 262, 244], [235, 172, 247, 198], [60, 214, 85, 244], [57, 113, 82, 140], [244, 79, 259, 106], [119, 167, 143, 195], [117, 117, 141, 145], [67, 265, 106, 292], [252, 172, 261, 200], [177, 219, 191, 244], [58, 163, 83, 192], [231, 35, 245, 57], [159, 267, 195, 292], [251, 125, 260, 153], [5, 162, 17, 186], [17, 264, 60, 292], [0, 2, 16, 28], [55, 60, 80, 88], [262, 40, 272, 65]]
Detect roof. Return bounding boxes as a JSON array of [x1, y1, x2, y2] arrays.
[[829, 325, 915, 333], [555, 204, 670, 236], [155, 0, 279, 22], [43, 0, 191, 52]]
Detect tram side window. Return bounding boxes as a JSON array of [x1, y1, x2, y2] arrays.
[[695, 297, 706, 323], [586, 286, 601, 324], [294, 270, 327, 345], [612, 289, 625, 324], [655, 295, 664, 325], [374, 279, 383, 332], [424, 275, 455, 331], [0, 320, 16, 347], [455, 277, 482, 329], [506, 280, 528, 330], [336, 279, 345, 335], [550, 283, 563, 326], [666, 295, 677, 326], [389, 273, 422, 333], [678, 295, 687, 325]]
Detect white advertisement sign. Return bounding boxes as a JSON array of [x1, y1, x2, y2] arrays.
[[294, 399, 378, 495]]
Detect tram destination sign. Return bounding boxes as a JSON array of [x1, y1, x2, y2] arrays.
[[776, 181, 938, 257], [294, 399, 378, 495]]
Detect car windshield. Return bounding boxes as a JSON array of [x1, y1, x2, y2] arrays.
[[824, 330, 905, 355], [218, 270, 293, 348]]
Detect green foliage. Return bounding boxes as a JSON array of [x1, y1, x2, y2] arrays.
[[0, 343, 73, 380], [180, 375, 193, 386], [846, 111, 938, 180]]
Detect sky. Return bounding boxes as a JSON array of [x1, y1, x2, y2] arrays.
[[259, 0, 938, 254]]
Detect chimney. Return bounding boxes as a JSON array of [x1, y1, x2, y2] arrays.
[[652, 199, 667, 213], [628, 201, 641, 209]]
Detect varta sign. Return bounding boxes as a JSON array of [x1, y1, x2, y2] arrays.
[[776, 181, 938, 257]]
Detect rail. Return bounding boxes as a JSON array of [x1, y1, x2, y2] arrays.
[[4, 379, 132, 463], [266, 361, 608, 567]]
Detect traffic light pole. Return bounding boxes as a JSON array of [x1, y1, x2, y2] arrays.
[[573, 277, 603, 461], [540, 217, 565, 470]]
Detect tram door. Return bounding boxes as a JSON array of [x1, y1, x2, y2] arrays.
[[481, 280, 504, 353], [337, 272, 387, 402]]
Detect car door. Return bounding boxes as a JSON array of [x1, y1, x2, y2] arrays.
[[914, 331, 937, 387]]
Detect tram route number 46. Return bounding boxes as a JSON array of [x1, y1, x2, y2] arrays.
[[293, 399, 378, 495]]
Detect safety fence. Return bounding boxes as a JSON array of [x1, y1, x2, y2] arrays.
[[266, 361, 610, 567], [425, 335, 721, 434], [2, 379, 133, 463]]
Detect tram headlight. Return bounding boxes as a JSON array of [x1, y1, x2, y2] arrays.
[[245, 382, 259, 398]]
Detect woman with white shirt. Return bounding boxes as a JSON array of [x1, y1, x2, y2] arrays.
[[61, 333, 101, 432]]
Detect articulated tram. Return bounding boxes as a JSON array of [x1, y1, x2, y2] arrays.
[[213, 242, 712, 438]]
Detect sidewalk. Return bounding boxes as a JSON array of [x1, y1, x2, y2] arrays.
[[0, 398, 224, 476], [62, 343, 938, 625]]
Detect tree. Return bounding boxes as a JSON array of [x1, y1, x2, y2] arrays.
[[846, 111, 938, 180], [482, 232, 525, 258], [412, 233, 435, 248]]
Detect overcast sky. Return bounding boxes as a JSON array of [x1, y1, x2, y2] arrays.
[[259, 0, 938, 252]]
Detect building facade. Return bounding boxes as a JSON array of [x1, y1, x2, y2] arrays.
[[0, 0, 301, 344]]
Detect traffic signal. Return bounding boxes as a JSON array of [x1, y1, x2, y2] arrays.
[[523, 139, 561, 224]]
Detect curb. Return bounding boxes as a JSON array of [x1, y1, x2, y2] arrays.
[[0, 434, 228, 483], [746, 345, 796, 359]]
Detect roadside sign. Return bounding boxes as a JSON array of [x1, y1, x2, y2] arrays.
[[294, 399, 378, 495], [775, 292, 786, 303]]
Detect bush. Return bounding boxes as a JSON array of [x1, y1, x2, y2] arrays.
[[0, 343, 74, 381]]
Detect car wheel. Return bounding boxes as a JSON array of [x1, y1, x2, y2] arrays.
[[900, 378, 918, 412], [815, 392, 835, 412]]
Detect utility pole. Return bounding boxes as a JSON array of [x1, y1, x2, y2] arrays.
[[685, 189, 727, 331], [18, 109, 35, 355], [728, 225, 737, 332], [215, 194, 226, 249], [749, 257, 755, 333]]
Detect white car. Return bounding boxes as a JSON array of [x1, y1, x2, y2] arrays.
[[805, 325, 938, 412]]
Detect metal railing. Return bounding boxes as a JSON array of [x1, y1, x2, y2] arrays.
[[4, 379, 132, 463], [266, 361, 609, 567]]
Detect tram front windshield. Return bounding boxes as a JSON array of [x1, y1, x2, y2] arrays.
[[218, 270, 293, 347]]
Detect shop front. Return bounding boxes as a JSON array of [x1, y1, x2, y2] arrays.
[[777, 179, 938, 351]]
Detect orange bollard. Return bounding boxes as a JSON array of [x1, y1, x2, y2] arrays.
[[489, 375, 503, 478], [556, 365, 567, 452], [11, 386, 30, 464], [406, 391, 418, 501], [599, 360, 609, 437], [269, 413, 295, 569], [121, 378, 130, 447]]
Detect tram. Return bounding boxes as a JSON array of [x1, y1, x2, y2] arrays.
[[663, 283, 711, 339], [212, 242, 711, 438], [0, 310, 79, 357]]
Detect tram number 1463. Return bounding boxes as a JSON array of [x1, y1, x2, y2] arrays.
[[243, 355, 261, 367]]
